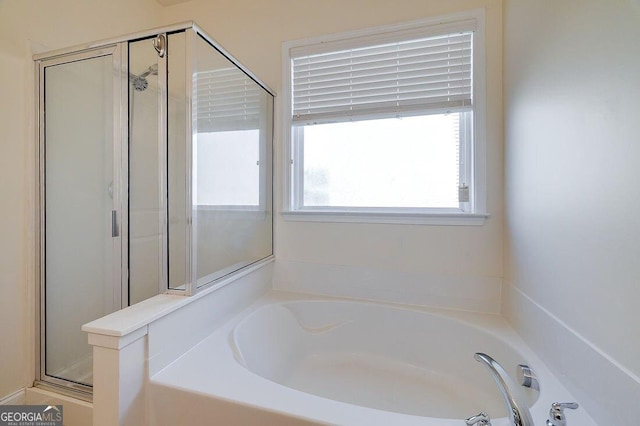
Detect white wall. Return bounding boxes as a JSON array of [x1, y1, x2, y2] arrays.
[[503, 0, 640, 423], [162, 0, 505, 312], [0, 42, 28, 404], [0, 0, 164, 402]]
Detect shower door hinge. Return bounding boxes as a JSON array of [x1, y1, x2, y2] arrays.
[[111, 210, 119, 237]]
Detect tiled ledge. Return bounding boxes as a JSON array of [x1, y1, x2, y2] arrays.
[[273, 260, 502, 314]]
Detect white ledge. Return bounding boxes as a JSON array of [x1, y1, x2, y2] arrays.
[[281, 210, 489, 226]]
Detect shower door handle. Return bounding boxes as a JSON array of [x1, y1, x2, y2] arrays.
[[112, 210, 119, 237]]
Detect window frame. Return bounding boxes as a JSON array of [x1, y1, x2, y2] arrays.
[[282, 10, 488, 225]]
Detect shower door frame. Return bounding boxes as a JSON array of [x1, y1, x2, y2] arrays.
[[34, 43, 129, 399]]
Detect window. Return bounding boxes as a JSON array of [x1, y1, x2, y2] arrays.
[[194, 66, 267, 211], [283, 12, 487, 225], [196, 130, 260, 207]]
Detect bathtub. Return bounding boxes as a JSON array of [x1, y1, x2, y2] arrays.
[[149, 292, 595, 425]]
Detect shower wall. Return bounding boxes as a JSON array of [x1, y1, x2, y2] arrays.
[[129, 83, 163, 304], [129, 38, 163, 305]]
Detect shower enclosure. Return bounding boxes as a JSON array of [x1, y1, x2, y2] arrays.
[[34, 22, 274, 398]]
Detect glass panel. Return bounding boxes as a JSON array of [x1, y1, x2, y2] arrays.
[[192, 33, 273, 288], [128, 37, 163, 304], [44, 55, 115, 386], [301, 114, 461, 208], [167, 31, 189, 291]]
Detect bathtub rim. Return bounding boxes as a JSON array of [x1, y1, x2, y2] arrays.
[[229, 297, 540, 419], [148, 290, 597, 426]]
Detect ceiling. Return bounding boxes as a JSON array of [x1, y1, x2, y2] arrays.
[[155, 0, 192, 6]]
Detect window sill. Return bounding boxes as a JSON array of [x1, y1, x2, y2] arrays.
[[281, 210, 489, 226], [196, 206, 268, 220]]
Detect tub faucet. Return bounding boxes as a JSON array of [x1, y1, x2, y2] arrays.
[[474, 353, 534, 426], [465, 411, 491, 425]]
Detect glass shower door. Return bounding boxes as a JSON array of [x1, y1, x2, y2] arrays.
[[40, 47, 124, 389]]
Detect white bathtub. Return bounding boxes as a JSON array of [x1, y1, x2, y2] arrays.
[[149, 293, 596, 425]]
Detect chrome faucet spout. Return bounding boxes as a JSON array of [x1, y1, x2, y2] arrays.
[[474, 353, 534, 426]]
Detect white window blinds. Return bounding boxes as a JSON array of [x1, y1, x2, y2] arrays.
[[291, 30, 473, 125], [196, 67, 261, 132]]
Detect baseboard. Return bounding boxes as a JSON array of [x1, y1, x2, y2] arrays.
[[274, 260, 502, 313], [0, 388, 26, 405], [503, 282, 640, 424]]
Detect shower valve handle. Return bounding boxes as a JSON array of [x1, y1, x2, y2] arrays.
[[546, 402, 578, 426]]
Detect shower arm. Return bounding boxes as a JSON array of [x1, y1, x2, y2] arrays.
[[474, 353, 534, 426]]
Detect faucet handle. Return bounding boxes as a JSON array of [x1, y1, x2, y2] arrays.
[[546, 402, 578, 426], [465, 412, 491, 425], [553, 402, 578, 410]]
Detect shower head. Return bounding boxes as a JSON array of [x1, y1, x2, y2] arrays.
[[131, 75, 148, 91], [130, 63, 158, 92]]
